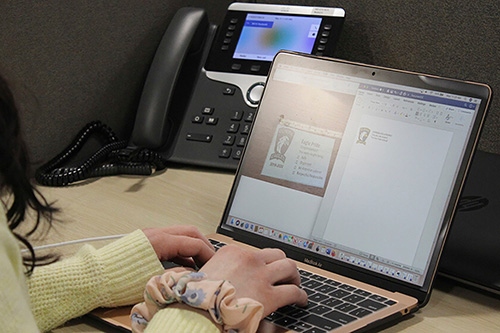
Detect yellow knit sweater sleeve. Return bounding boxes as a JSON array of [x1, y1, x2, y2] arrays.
[[2, 199, 222, 333], [27, 229, 165, 332], [0, 206, 39, 333], [145, 305, 222, 333]]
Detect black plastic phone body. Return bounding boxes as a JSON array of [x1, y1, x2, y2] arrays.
[[131, 3, 345, 170]]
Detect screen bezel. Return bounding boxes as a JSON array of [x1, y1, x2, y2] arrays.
[[217, 51, 491, 305]]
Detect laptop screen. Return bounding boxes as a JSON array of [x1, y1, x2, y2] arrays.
[[220, 52, 488, 288]]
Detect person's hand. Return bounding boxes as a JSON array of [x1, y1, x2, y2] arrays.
[[142, 226, 215, 268], [199, 245, 308, 317]]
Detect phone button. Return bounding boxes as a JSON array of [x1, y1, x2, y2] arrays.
[[223, 135, 235, 146], [232, 149, 243, 159], [231, 110, 243, 121], [247, 82, 265, 105], [228, 123, 240, 133], [219, 148, 232, 158], [250, 65, 261, 72], [241, 124, 251, 135], [192, 115, 204, 123], [237, 136, 246, 147], [244, 111, 255, 122], [186, 133, 212, 143], [202, 107, 214, 115], [206, 117, 218, 125]]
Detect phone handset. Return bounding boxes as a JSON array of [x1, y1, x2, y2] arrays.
[[35, 8, 210, 186], [130, 7, 209, 149]]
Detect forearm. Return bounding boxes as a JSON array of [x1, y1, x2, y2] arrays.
[[27, 230, 164, 332]]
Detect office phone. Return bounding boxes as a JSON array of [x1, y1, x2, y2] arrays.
[[36, 3, 344, 186], [131, 2, 345, 170]]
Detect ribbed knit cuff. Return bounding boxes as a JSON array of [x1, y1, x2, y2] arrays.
[[145, 304, 221, 333], [97, 229, 165, 306]]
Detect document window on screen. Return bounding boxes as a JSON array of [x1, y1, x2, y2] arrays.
[[227, 63, 480, 286]]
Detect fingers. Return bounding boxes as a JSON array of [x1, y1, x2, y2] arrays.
[[272, 284, 309, 308], [200, 245, 308, 316], [143, 227, 215, 265], [257, 248, 287, 264], [158, 225, 214, 250], [166, 266, 195, 274], [222, 247, 299, 285], [258, 250, 307, 309], [266, 258, 301, 286], [169, 235, 215, 267], [170, 257, 196, 268]]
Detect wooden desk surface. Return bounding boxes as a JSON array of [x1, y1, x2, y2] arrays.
[[34, 167, 500, 332]]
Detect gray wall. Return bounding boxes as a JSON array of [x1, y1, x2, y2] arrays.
[[0, 0, 233, 168], [265, 0, 499, 152], [0, 0, 498, 170]]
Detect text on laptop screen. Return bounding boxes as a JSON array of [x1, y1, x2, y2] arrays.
[[224, 60, 481, 287], [233, 13, 322, 61]]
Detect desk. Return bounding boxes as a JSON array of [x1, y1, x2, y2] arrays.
[[33, 167, 500, 332]]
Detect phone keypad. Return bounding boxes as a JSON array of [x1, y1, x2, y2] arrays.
[[189, 106, 253, 161], [222, 109, 253, 159]]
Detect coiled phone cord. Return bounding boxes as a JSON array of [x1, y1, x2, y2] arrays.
[[35, 121, 168, 186]]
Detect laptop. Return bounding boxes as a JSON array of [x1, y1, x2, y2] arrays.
[[439, 150, 500, 295], [93, 51, 491, 332]]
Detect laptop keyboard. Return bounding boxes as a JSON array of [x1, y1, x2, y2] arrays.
[[209, 239, 396, 332]]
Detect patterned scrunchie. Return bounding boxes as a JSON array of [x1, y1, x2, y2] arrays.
[[131, 269, 264, 333]]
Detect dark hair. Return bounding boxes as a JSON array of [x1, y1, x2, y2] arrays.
[[0, 74, 58, 275]]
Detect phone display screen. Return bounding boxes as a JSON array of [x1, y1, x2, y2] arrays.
[[205, 3, 344, 76], [233, 14, 322, 61]]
